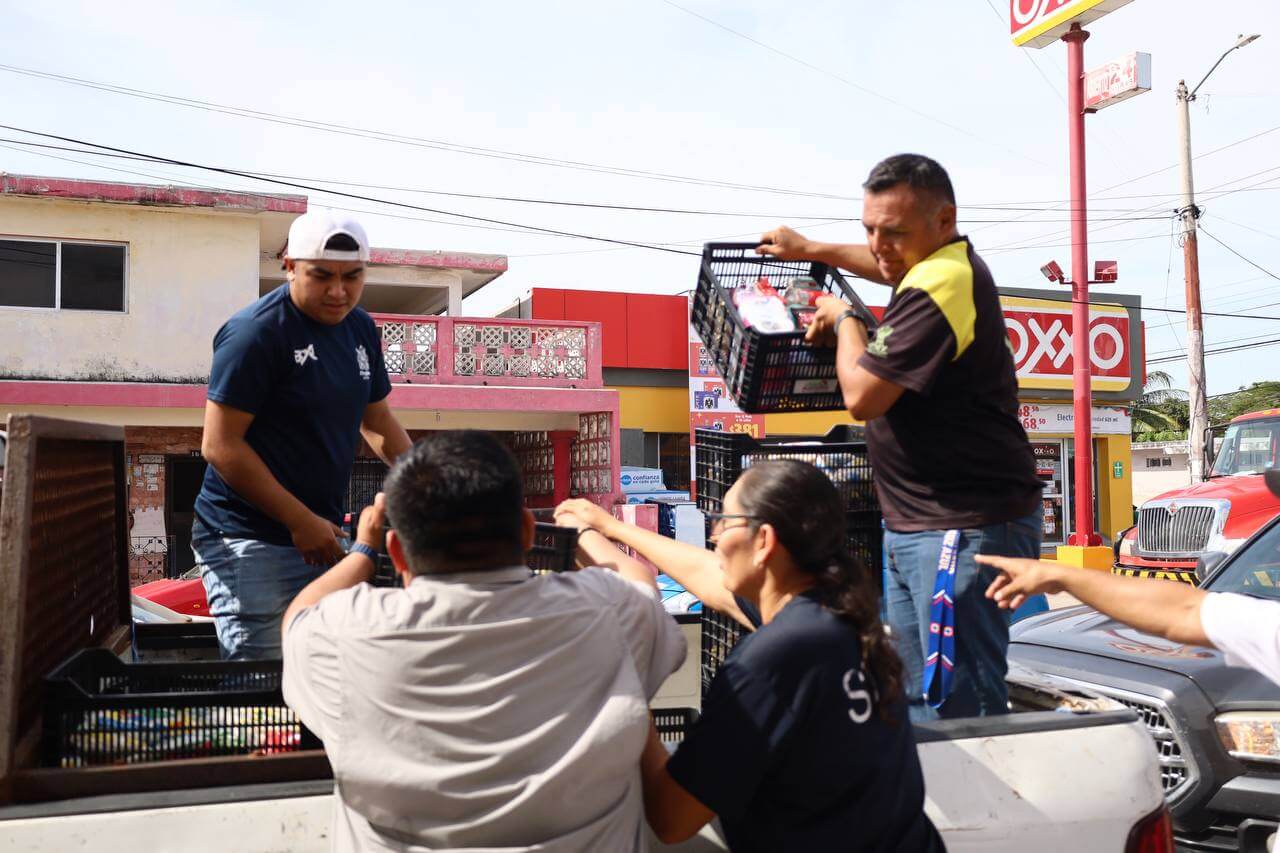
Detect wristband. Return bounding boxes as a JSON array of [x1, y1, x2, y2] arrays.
[[836, 309, 863, 334], [349, 542, 380, 563]]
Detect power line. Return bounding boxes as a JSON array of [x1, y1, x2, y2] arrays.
[[3, 124, 1278, 326], [6, 59, 1280, 220], [0, 136, 1180, 221], [0, 61, 855, 202], [1198, 225, 1280, 282], [0, 123, 706, 257], [1160, 219, 1185, 359], [971, 127, 1280, 242], [1208, 213, 1280, 243], [0, 138, 854, 221], [1149, 336, 1280, 365], [1147, 329, 1280, 359], [658, 0, 1052, 169]]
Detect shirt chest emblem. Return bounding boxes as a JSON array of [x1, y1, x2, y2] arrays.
[[294, 344, 318, 366], [866, 324, 894, 358], [355, 345, 371, 381]]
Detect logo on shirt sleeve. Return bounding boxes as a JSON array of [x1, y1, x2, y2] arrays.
[[355, 345, 372, 381], [293, 344, 318, 366], [865, 324, 894, 358]]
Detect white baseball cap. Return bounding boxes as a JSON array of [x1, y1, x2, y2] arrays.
[[286, 211, 370, 262]]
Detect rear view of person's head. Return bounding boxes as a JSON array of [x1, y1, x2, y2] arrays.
[[384, 431, 532, 574]]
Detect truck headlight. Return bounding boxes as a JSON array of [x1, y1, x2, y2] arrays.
[[1216, 712, 1280, 764], [1118, 536, 1136, 558]]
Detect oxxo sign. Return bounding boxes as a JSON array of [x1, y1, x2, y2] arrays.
[[1010, 0, 1136, 49], [1000, 296, 1133, 393]]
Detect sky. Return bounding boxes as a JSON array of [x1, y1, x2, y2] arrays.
[[2, 0, 1277, 396]]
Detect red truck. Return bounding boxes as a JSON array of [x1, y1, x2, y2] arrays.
[[1115, 408, 1280, 583]]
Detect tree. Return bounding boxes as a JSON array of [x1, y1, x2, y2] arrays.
[[1208, 381, 1280, 425], [1131, 371, 1188, 441]]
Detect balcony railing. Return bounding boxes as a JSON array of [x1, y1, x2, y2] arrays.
[[370, 314, 603, 389], [130, 534, 177, 585]]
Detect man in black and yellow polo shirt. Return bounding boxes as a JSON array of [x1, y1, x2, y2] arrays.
[[759, 154, 1043, 721]]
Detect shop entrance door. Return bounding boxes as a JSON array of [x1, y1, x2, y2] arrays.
[[166, 455, 208, 577], [1031, 440, 1068, 547], [1066, 439, 1102, 545]]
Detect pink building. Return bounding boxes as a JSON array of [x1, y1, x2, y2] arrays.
[[0, 174, 619, 584]]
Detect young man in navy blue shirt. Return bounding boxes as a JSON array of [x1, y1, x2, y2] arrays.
[[192, 211, 412, 660]]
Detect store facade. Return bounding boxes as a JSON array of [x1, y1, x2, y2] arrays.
[[1001, 287, 1144, 551]]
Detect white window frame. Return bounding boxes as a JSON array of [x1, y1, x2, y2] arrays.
[[0, 235, 130, 314]]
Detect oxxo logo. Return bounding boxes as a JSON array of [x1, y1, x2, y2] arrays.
[[1003, 308, 1130, 380], [1011, 0, 1074, 28]]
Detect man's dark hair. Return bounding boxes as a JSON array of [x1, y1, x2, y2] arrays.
[[384, 431, 526, 574], [324, 232, 361, 251], [862, 154, 956, 207]]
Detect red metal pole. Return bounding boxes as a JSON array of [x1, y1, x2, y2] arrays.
[[1064, 24, 1099, 547]]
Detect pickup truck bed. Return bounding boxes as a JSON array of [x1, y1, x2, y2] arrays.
[[0, 700, 1162, 853]]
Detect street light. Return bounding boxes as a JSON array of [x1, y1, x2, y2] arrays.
[[1177, 33, 1261, 484]]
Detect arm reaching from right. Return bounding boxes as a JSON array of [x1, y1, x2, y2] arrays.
[[979, 555, 1209, 646], [757, 226, 889, 285], [555, 499, 753, 629]]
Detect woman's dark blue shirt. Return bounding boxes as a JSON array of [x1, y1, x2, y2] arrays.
[[666, 592, 945, 852]]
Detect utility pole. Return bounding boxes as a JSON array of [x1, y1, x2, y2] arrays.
[[1179, 34, 1261, 482], [1177, 79, 1207, 483]]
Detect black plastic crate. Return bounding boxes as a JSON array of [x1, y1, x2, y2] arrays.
[[344, 458, 389, 517], [695, 425, 881, 695], [529, 523, 579, 575], [695, 425, 877, 542], [699, 608, 745, 696], [132, 621, 218, 652], [42, 648, 320, 767], [691, 242, 877, 413], [653, 707, 700, 744]]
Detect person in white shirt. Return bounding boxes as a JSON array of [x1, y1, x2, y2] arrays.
[[280, 430, 686, 853], [980, 554, 1280, 687]]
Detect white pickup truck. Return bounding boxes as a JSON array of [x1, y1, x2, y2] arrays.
[[0, 663, 1167, 853], [0, 416, 1169, 852]]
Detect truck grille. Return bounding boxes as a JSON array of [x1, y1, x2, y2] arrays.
[[1138, 503, 1219, 555], [1108, 695, 1192, 797]]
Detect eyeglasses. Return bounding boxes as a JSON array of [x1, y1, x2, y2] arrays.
[[705, 512, 760, 541]]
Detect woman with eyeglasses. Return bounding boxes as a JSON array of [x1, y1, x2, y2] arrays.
[[555, 460, 943, 852]]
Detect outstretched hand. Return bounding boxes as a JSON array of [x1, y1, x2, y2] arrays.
[[756, 225, 810, 261], [554, 498, 617, 536], [979, 554, 1065, 612]]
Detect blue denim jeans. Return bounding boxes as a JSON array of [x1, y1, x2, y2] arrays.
[[191, 519, 339, 660], [884, 510, 1042, 723]]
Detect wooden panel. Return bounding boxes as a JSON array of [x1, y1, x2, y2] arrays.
[[10, 751, 332, 803], [0, 416, 129, 803]]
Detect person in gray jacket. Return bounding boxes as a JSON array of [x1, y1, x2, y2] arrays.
[[281, 431, 685, 852]]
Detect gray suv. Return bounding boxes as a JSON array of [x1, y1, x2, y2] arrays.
[[1010, 511, 1280, 852]]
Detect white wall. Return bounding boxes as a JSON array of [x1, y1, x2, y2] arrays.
[[0, 198, 263, 381], [1131, 446, 1192, 505]]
